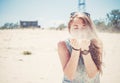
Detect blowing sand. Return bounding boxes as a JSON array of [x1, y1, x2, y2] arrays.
[[0, 29, 120, 83]]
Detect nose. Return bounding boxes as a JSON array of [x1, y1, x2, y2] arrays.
[[73, 25, 79, 29]]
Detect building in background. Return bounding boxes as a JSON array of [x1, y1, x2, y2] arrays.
[[20, 21, 40, 28]]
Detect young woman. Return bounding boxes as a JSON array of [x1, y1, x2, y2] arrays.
[[57, 12, 103, 83]]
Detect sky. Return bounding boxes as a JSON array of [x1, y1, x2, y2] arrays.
[[0, 0, 120, 28]]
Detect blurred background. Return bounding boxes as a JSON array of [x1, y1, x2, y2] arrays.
[[0, 0, 120, 32]]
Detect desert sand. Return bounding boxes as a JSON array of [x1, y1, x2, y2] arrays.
[[0, 29, 120, 83]]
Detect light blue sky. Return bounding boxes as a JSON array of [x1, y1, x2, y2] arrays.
[[0, 0, 120, 27]]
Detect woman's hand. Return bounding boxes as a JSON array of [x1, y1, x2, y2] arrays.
[[80, 39, 90, 51], [70, 39, 81, 50]]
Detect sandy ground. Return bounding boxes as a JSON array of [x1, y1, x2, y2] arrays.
[[0, 29, 120, 83]]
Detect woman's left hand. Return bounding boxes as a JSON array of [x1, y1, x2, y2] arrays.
[[80, 39, 90, 51]]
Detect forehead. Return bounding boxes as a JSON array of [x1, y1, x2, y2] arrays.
[[71, 17, 85, 23]]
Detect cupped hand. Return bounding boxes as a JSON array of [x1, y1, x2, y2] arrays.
[[70, 39, 81, 50], [80, 39, 90, 51]]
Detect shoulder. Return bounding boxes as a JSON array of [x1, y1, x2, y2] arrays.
[[57, 41, 68, 52], [58, 39, 70, 48], [57, 40, 70, 54], [57, 41, 66, 48]]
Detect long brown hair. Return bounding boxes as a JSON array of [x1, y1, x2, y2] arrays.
[[89, 39, 103, 73], [68, 12, 103, 73]]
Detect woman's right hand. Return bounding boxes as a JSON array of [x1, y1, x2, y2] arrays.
[[70, 39, 81, 50]]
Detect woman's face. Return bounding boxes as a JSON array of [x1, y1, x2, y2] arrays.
[[70, 17, 86, 30], [69, 17, 93, 40]]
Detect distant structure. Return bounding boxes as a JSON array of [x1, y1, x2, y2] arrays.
[[20, 20, 40, 28], [78, 0, 86, 12]]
